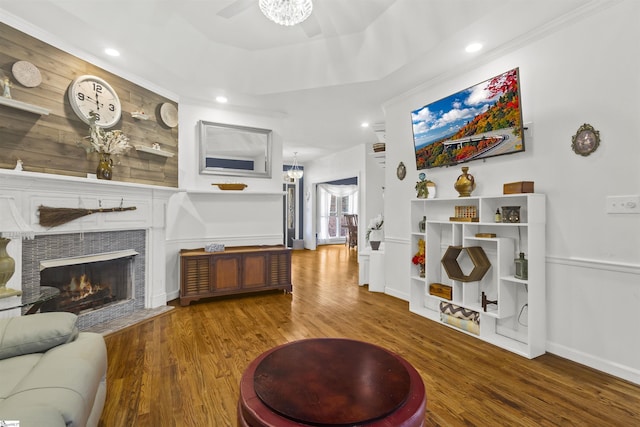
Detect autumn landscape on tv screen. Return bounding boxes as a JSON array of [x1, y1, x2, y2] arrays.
[[412, 68, 524, 169]]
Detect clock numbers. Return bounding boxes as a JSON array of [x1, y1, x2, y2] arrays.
[[93, 83, 103, 93], [77, 93, 85, 101]]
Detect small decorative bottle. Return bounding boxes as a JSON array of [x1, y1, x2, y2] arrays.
[[494, 209, 502, 223], [514, 252, 528, 280], [418, 216, 426, 233]]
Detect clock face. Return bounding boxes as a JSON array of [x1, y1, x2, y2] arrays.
[[68, 75, 122, 128]]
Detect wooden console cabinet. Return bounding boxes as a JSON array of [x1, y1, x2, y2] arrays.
[[179, 245, 292, 306]]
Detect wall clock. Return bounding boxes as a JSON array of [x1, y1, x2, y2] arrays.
[[571, 123, 600, 156], [68, 75, 122, 128]]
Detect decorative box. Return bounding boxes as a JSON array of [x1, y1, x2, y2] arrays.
[[503, 181, 534, 194], [429, 283, 452, 300], [450, 205, 479, 222], [204, 243, 225, 253], [501, 206, 521, 223]]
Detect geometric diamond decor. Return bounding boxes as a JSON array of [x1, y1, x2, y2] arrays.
[[441, 245, 491, 282]]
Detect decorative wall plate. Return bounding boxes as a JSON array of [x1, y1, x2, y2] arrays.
[[396, 161, 406, 180], [571, 123, 600, 156], [160, 102, 178, 128], [12, 61, 42, 87]]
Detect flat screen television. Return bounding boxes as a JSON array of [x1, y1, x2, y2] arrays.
[[411, 67, 524, 169]]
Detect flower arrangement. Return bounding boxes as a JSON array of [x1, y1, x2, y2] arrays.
[[79, 112, 131, 155], [412, 238, 426, 277], [366, 214, 384, 241], [412, 238, 425, 266]]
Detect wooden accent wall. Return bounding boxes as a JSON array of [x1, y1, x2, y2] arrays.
[[0, 23, 178, 187]]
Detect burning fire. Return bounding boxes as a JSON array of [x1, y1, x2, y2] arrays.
[[65, 274, 112, 302]]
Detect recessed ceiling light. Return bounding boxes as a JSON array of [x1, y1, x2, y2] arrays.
[[216, 96, 228, 103], [361, 122, 370, 128], [104, 48, 120, 57], [465, 43, 483, 53]]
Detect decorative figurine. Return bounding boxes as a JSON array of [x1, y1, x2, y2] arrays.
[[1, 77, 12, 99], [415, 172, 429, 199], [14, 159, 23, 171]]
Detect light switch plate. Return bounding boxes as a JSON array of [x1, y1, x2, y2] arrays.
[[606, 195, 640, 214]]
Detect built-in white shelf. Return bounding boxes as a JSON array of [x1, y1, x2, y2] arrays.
[[409, 193, 546, 359], [369, 151, 385, 168], [0, 97, 50, 115], [134, 145, 174, 158], [182, 188, 285, 196]]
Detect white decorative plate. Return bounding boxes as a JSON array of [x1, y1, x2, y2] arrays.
[[12, 61, 42, 87], [159, 102, 178, 128]]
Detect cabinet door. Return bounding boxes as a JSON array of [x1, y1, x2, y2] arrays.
[[269, 252, 291, 286], [243, 253, 269, 288], [181, 256, 211, 297], [212, 255, 241, 291]]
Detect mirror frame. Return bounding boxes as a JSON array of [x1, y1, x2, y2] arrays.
[[198, 120, 273, 178]]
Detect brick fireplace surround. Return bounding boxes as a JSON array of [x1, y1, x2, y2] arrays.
[[0, 169, 178, 329]]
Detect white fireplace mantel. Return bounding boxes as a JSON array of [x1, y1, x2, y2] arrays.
[[0, 169, 179, 310]]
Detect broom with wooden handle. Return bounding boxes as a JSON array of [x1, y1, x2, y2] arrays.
[[38, 205, 137, 227]]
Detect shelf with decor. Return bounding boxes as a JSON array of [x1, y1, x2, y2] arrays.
[[130, 111, 150, 120], [409, 193, 545, 358], [134, 145, 174, 158], [0, 96, 50, 115]]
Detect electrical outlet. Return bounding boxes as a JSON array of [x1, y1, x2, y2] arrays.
[[606, 195, 640, 214]]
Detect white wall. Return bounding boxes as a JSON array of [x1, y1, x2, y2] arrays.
[[383, 1, 640, 383], [164, 101, 286, 300]]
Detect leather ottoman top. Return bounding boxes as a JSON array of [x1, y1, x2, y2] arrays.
[[253, 338, 411, 425]]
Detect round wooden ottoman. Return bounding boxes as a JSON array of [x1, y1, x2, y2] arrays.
[[238, 338, 426, 426]]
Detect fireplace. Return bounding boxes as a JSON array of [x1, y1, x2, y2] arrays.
[[39, 250, 137, 314], [22, 230, 147, 330], [1, 169, 175, 329]]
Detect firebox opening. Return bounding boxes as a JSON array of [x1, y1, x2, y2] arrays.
[[39, 250, 137, 314]]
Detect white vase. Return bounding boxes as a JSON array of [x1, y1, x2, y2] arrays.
[[369, 229, 383, 250]]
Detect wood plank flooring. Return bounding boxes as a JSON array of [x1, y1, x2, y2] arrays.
[[99, 245, 640, 426]]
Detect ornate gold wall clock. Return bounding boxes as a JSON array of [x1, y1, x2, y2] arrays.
[[571, 123, 600, 156], [68, 75, 122, 128]]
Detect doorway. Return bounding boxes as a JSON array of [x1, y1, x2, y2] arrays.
[[316, 178, 358, 245]]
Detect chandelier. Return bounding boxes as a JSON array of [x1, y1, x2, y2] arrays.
[[287, 152, 304, 179], [259, 0, 313, 27]]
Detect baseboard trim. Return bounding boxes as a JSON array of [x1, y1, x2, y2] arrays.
[[547, 341, 640, 386], [384, 287, 409, 302]]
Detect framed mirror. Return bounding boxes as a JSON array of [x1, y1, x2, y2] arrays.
[[199, 120, 272, 178]]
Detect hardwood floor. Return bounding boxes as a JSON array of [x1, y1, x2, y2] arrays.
[[99, 245, 640, 426]]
